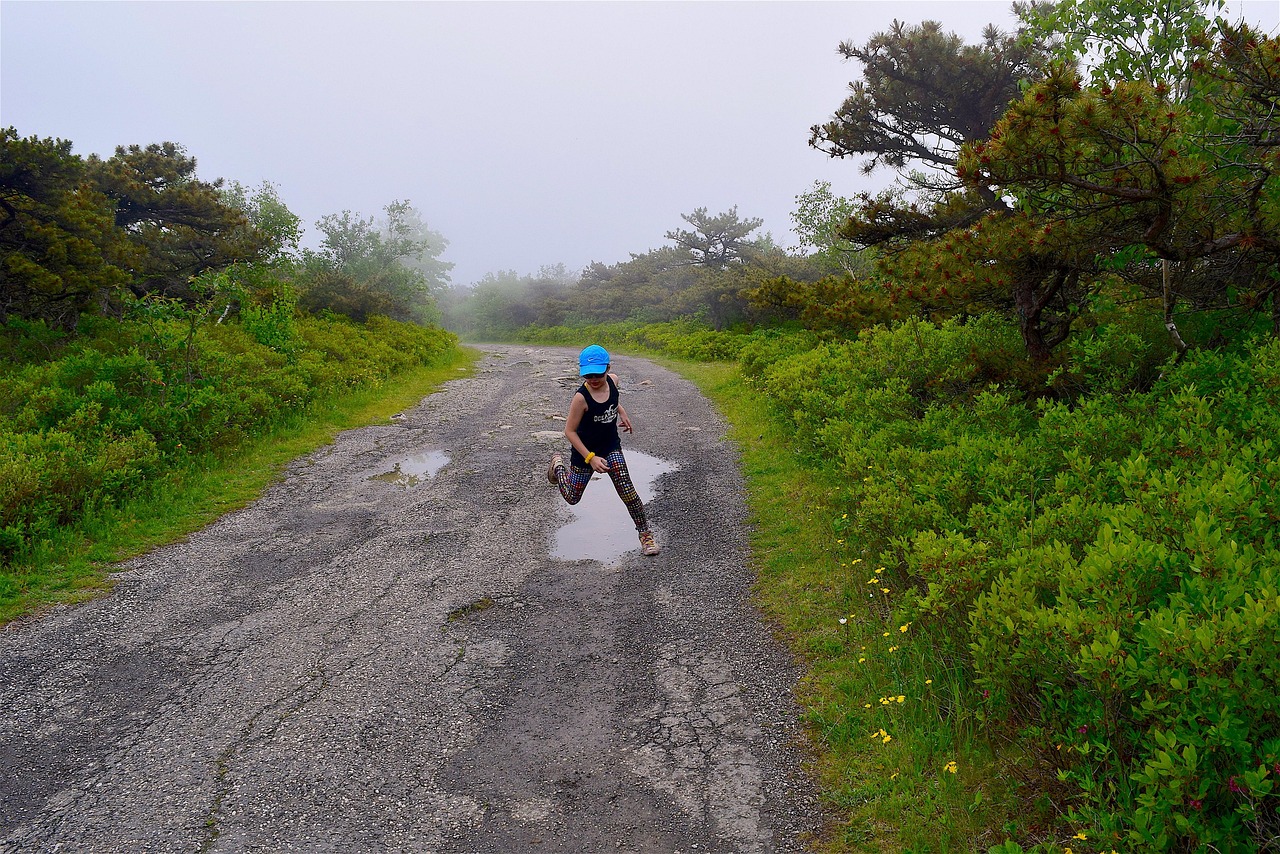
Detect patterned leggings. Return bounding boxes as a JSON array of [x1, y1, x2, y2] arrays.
[[554, 448, 649, 532]]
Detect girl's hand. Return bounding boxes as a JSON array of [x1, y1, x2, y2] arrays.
[[619, 413, 633, 434], [590, 455, 610, 473]]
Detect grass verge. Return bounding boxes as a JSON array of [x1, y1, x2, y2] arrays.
[[0, 346, 478, 626], [670, 357, 1020, 853]]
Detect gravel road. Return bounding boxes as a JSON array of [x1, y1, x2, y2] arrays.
[[0, 345, 820, 853]]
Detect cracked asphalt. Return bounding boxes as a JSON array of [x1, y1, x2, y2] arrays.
[[0, 345, 820, 853]]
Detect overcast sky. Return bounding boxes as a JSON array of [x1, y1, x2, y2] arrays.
[[4, 1, 1277, 288]]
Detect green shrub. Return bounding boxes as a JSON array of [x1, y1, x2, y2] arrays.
[[741, 318, 1280, 850], [0, 313, 457, 567], [240, 296, 300, 354], [514, 318, 762, 365]]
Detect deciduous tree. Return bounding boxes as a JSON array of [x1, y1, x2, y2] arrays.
[[1015, 0, 1226, 89], [791, 180, 875, 276], [221, 180, 302, 264], [300, 201, 450, 324]]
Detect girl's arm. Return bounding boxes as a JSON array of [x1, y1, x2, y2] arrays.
[[611, 373, 634, 433], [564, 393, 610, 471]]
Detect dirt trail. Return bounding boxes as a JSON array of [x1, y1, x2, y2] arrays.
[[0, 345, 819, 853]]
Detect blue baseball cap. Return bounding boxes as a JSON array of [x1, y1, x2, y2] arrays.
[[579, 345, 610, 376]]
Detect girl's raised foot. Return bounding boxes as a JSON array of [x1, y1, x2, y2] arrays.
[[547, 453, 563, 484], [639, 531, 660, 556]]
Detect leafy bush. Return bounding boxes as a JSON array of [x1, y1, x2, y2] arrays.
[[620, 319, 750, 361], [240, 295, 300, 355], [516, 318, 758, 363], [0, 313, 457, 566], [743, 317, 1280, 850]]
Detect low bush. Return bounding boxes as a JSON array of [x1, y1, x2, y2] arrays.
[[515, 318, 754, 362], [740, 316, 1280, 850], [0, 313, 457, 567]]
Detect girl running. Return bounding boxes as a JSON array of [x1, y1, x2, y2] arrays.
[[547, 345, 660, 556]]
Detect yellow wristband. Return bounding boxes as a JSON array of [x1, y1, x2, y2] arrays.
[[584, 452, 596, 465]]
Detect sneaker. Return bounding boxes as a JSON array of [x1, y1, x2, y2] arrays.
[[639, 531, 660, 556], [547, 453, 563, 484]]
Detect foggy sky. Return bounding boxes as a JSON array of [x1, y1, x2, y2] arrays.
[[3, 1, 1277, 288]]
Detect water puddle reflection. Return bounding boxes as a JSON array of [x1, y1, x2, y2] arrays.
[[369, 450, 450, 487], [551, 450, 677, 565]]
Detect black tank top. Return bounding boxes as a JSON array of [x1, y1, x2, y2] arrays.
[[571, 376, 621, 466]]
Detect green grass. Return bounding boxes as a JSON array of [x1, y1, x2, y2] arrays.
[[0, 346, 478, 625], [671, 358, 1035, 853]]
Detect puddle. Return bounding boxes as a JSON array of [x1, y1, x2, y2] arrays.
[[369, 450, 450, 487], [551, 450, 678, 565]]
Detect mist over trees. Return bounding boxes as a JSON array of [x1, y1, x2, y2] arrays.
[[443, 205, 830, 338], [14, 0, 1270, 366], [439, 264, 576, 337], [296, 200, 452, 325], [663, 206, 765, 269]]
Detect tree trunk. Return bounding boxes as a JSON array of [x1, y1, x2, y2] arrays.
[[1273, 288, 1280, 339], [1014, 279, 1054, 362], [1012, 267, 1068, 363], [1163, 260, 1189, 355]]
